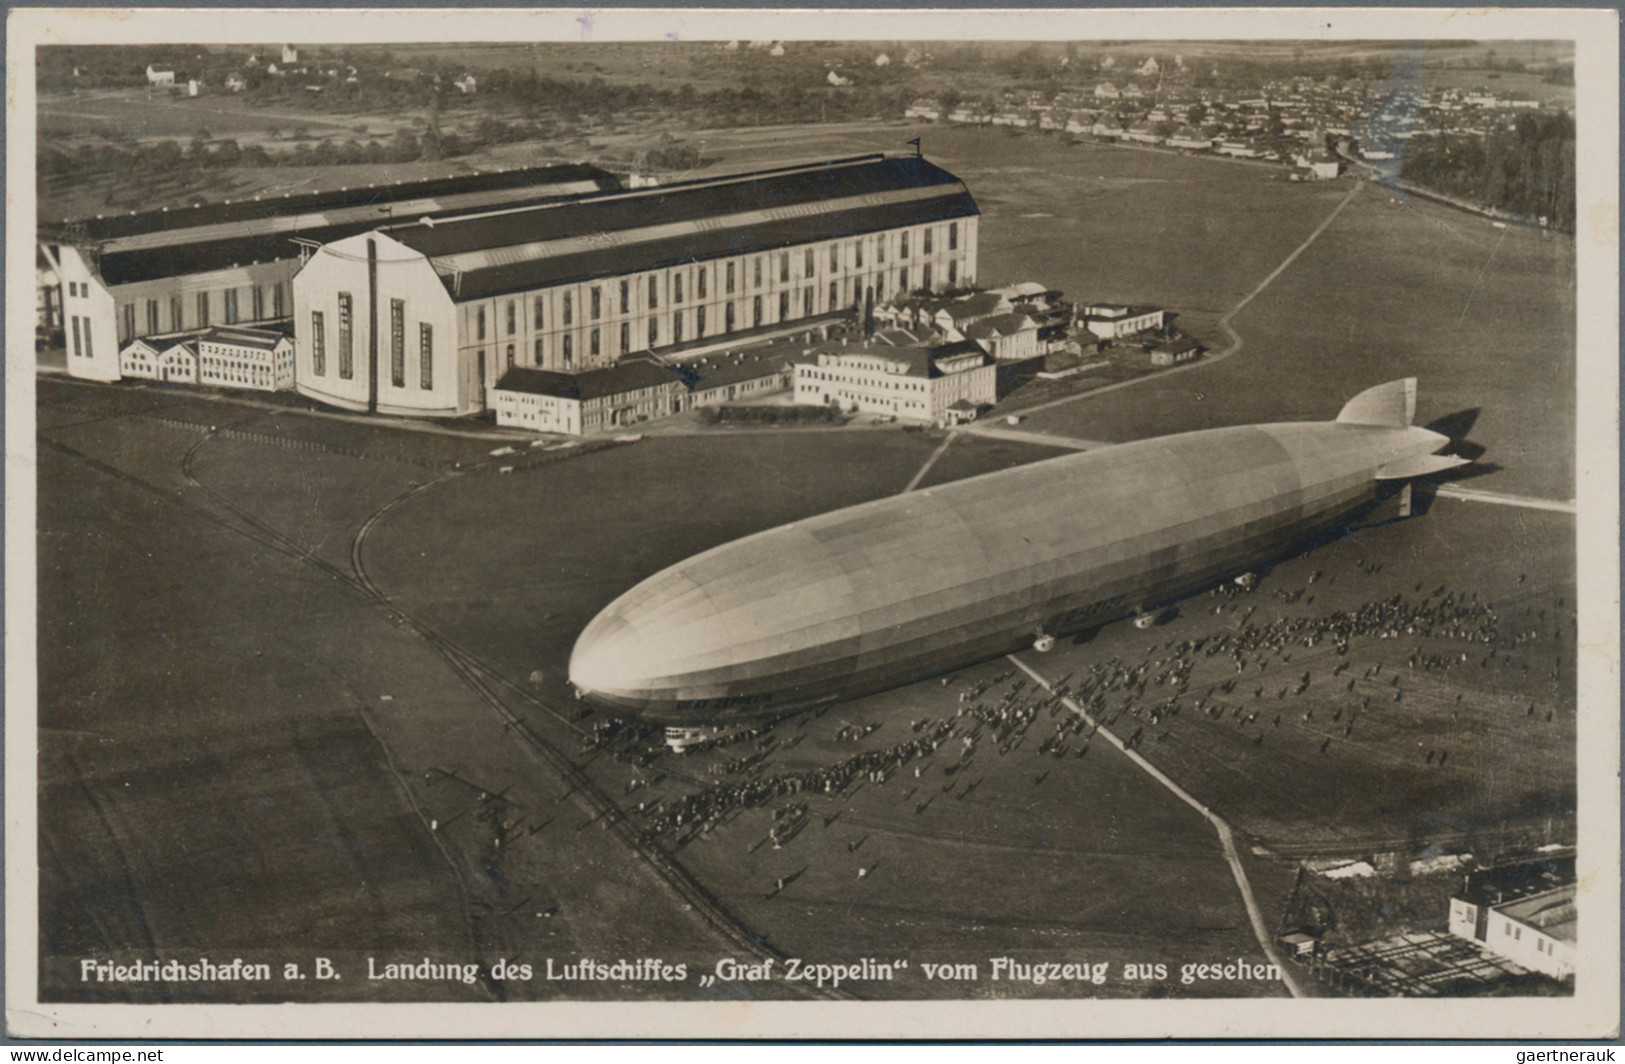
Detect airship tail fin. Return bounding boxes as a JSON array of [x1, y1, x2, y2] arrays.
[[1337, 378, 1417, 429]]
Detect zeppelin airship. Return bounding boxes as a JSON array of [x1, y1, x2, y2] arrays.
[[569, 379, 1468, 737]]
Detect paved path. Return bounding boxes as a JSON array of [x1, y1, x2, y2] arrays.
[[903, 432, 957, 492], [957, 424, 1106, 450], [1007, 653, 1310, 999], [1434, 485, 1577, 515], [1007, 181, 1366, 421]]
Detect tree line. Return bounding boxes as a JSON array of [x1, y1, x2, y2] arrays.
[[1399, 111, 1575, 230]]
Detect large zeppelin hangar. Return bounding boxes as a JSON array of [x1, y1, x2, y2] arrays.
[[43, 164, 620, 385], [291, 154, 981, 417]]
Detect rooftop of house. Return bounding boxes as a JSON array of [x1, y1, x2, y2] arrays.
[[494, 359, 682, 402], [200, 324, 290, 351], [669, 349, 792, 390], [802, 336, 989, 378], [1494, 884, 1577, 944], [963, 312, 1039, 340]]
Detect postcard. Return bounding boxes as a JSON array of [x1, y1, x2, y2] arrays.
[[7, 6, 1617, 1040]]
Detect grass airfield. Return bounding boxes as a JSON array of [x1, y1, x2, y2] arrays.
[[34, 127, 1577, 1003]]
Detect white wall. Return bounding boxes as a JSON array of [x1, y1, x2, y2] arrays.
[[293, 232, 462, 416], [59, 247, 121, 382]]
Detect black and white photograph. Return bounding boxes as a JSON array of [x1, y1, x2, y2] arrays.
[[6, 7, 1618, 1041]]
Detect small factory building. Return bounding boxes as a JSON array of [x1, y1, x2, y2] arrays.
[[792, 337, 995, 426], [1081, 303, 1166, 340], [490, 361, 684, 436], [197, 325, 296, 391], [292, 153, 979, 417], [1448, 855, 1577, 983], [119, 332, 198, 383], [671, 350, 794, 408], [1449, 883, 1576, 981], [1150, 337, 1203, 366], [118, 324, 294, 391]]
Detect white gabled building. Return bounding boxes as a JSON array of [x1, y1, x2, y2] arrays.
[[490, 361, 684, 436], [197, 325, 295, 391], [963, 311, 1041, 361], [121, 332, 201, 383], [1082, 303, 1166, 340], [58, 255, 121, 381], [792, 337, 994, 426], [1449, 883, 1575, 981], [118, 337, 164, 380]]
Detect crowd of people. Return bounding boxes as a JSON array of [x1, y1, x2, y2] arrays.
[[612, 573, 1571, 861]]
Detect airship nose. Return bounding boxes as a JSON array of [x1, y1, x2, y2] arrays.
[[567, 610, 644, 702]]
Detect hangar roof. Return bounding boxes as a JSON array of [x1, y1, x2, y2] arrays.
[[442, 192, 979, 303], [378, 154, 977, 303], [82, 165, 621, 288], [201, 325, 290, 351], [47, 164, 617, 243]]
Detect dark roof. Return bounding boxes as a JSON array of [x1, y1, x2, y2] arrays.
[[200, 325, 288, 351], [92, 176, 630, 288], [495, 360, 681, 401], [932, 338, 991, 361], [964, 312, 1037, 339], [804, 337, 989, 378], [1460, 855, 1575, 907], [670, 351, 790, 390], [395, 155, 968, 259], [124, 330, 204, 352], [47, 164, 618, 242], [445, 191, 978, 303]]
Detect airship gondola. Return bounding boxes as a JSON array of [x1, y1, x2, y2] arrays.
[[569, 379, 1468, 737]]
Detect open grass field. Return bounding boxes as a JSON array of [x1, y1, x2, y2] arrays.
[[35, 382, 781, 1003], [1011, 182, 1575, 501], [38, 90, 366, 140], [365, 431, 1280, 997]]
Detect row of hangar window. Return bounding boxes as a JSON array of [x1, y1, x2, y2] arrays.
[[470, 225, 963, 340], [118, 283, 288, 343], [478, 260, 961, 363], [309, 295, 435, 390], [482, 262, 961, 373]]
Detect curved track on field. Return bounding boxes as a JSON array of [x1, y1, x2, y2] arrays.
[[341, 439, 849, 1001], [41, 405, 840, 1001], [1006, 181, 1365, 421]]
